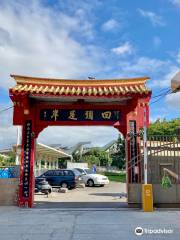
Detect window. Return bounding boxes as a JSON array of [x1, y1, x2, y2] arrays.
[[72, 169, 81, 176], [85, 169, 94, 174], [75, 168, 84, 173], [63, 170, 73, 176], [44, 170, 53, 176], [57, 170, 64, 176], [51, 171, 59, 176]]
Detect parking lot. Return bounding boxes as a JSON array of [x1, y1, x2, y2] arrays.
[[34, 182, 127, 208]]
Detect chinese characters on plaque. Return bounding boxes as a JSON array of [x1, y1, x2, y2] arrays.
[[22, 120, 32, 198], [40, 109, 120, 122]]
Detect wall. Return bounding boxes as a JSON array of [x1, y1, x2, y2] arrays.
[[128, 184, 180, 206], [67, 162, 88, 169], [148, 156, 180, 184], [128, 137, 180, 206], [0, 178, 19, 206]]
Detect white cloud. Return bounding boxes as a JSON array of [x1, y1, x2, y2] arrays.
[[102, 19, 119, 31], [169, 0, 180, 6], [151, 66, 180, 87], [0, 0, 120, 149], [166, 92, 180, 109], [0, 0, 102, 89], [153, 36, 162, 47], [138, 9, 165, 26], [114, 56, 179, 88], [38, 126, 119, 148], [0, 107, 17, 149], [176, 50, 180, 63], [119, 57, 167, 75], [111, 42, 133, 56]]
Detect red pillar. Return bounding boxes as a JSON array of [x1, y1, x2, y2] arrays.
[[19, 120, 36, 207], [126, 101, 150, 184]]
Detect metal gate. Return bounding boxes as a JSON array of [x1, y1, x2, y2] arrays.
[[147, 135, 180, 184], [126, 126, 143, 184], [127, 133, 180, 205], [126, 133, 180, 183]]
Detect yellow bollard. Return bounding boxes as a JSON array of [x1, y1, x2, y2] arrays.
[[142, 184, 153, 212]]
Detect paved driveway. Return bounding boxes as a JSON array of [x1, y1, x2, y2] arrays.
[[34, 182, 127, 208]]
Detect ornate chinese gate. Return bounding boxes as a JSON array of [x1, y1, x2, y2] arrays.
[[9, 75, 151, 207]]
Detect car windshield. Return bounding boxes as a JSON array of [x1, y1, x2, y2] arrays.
[[84, 169, 94, 174], [75, 168, 85, 174], [72, 169, 81, 176]]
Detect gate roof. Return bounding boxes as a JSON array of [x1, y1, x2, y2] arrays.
[[10, 75, 151, 98]]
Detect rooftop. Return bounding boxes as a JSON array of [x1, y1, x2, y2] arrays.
[[9, 75, 151, 98]]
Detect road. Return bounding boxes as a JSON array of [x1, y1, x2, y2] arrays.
[[0, 207, 180, 240]]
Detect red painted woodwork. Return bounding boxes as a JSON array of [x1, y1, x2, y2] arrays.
[[9, 78, 151, 208]]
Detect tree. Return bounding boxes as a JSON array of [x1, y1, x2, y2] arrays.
[[81, 148, 112, 167], [111, 135, 125, 169], [0, 152, 16, 166], [0, 155, 5, 166], [147, 118, 180, 136], [72, 152, 81, 162]]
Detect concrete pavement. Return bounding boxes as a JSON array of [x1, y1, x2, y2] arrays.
[[0, 207, 180, 240], [34, 182, 127, 208]]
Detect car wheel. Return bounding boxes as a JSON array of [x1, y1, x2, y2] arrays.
[[87, 179, 94, 187], [61, 182, 68, 188]]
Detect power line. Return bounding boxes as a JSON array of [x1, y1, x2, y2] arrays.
[[150, 89, 172, 105], [151, 88, 171, 99], [155, 87, 170, 93], [0, 106, 13, 114]]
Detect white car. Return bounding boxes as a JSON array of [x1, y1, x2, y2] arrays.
[[74, 168, 109, 187]]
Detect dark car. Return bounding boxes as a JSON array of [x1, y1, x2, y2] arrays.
[[36, 169, 81, 189], [35, 179, 52, 195]]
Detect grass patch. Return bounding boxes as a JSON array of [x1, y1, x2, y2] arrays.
[[100, 172, 126, 183]]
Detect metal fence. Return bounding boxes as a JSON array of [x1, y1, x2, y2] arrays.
[[147, 135, 180, 184], [0, 166, 20, 178], [126, 134, 180, 184]]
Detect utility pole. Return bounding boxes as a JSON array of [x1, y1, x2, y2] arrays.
[[142, 105, 153, 212], [143, 107, 148, 184]]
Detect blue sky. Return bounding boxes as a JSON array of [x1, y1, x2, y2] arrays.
[[0, 0, 180, 148]]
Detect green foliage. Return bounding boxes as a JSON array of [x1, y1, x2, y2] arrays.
[[58, 158, 67, 169], [111, 136, 125, 169], [73, 135, 126, 169], [0, 152, 16, 166], [161, 175, 172, 189], [103, 172, 126, 182], [148, 118, 180, 136], [72, 152, 82, 162], [0, 155, 4, 166], [81, 148, 112, 167]]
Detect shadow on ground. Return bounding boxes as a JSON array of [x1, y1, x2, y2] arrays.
[[89, 192, 127, 198]]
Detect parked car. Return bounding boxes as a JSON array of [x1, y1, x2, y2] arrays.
[[35, 179, 52, 195], [36, 169, 81, 189], [74, 168, 109, 187]]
